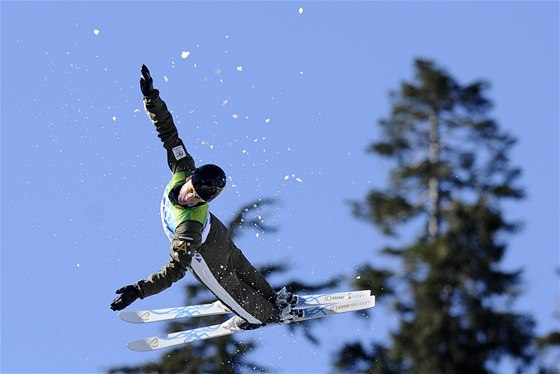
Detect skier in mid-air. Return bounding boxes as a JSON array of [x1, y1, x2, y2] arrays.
[[110, 65, 294, 329]]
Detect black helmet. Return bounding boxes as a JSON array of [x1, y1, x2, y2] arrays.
[[191, 164, 227, 202]]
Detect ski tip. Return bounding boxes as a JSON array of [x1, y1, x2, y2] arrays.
[[357, 295, 375, 309], [333, 295, 376, 313], [119, 311, 149, 324], [127, 337, 159, 352]]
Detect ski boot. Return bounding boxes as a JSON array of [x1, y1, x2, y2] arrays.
[[272, 301, 305, 324], [273, 287, 300, 308]]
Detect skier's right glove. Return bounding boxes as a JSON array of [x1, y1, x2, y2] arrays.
[[110, 285, 140, 311], [140, 64, 154, 96]]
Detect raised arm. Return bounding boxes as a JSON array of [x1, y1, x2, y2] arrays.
[[140, 64, 196, 174]]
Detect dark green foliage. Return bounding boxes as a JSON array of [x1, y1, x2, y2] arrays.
[[535, 331, 560, 374], [537, 332, 560, 349], [337, 342, 403, 374], [337, 59, 535, 373], [228, 198, 279, 238], [352, 264, 393, 298], [534, 269, 560, 373]]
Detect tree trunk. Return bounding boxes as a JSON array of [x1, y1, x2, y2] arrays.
[[428, 111, 440, 239]]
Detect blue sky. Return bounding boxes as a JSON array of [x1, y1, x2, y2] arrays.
[[1, 1, 558, 373]]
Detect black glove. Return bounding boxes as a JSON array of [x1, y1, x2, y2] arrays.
[[110, 285, 140, 311], [140, 64, 154, 96]]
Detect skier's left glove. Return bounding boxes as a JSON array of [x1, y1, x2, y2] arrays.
[[139, 64, 154, 96], [110, 285, 140, 311]]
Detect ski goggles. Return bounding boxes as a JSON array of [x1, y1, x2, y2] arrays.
[[187, 180, 205, 203]]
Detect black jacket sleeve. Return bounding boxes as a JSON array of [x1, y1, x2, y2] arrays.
[[134, 220, 203, 299], [143, 89, 196, 174]]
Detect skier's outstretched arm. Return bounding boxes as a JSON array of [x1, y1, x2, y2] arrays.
[[109, 221, 203, 311], [134, 220, 203, 299], [140, 64, 196, 174], [109, 254, 187, 311]]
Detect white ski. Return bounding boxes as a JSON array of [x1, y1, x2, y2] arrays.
[[119, 290, 371, 324], [119, 300, 231, 324], [127, 295, 375, 352]]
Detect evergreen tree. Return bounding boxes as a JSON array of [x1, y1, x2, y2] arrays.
[[336, 59, 535, 373], [109, 199, 337, 373], [536, 321, 560, 373], [535, 269, 560, 374]]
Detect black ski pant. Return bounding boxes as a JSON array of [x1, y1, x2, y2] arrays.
[[189, 214, 276, 324]]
